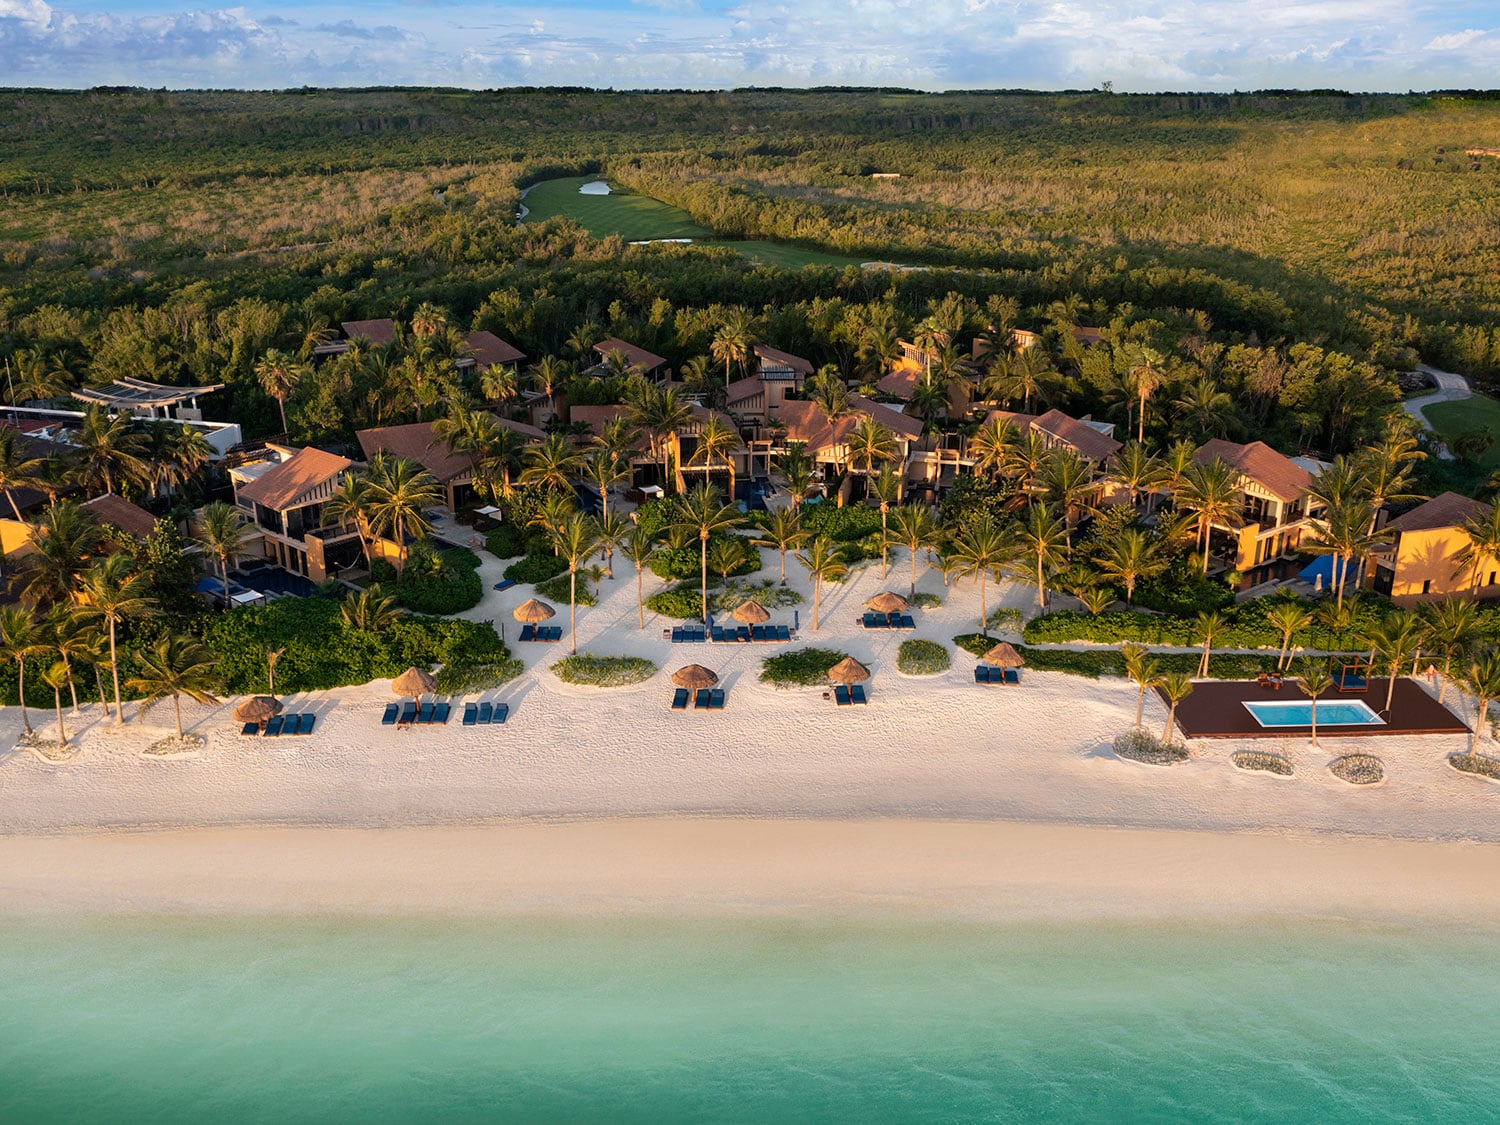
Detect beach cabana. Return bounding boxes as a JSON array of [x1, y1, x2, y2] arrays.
[[977, 642, 1025, 685], [866, 592, 910, 614], [827, 656, 870, 705], [393, 666, 437, 703], [732, 599, 771, 625], [863, 591, 914, 629], [234, 695, 283, 733], [672, 664, 721, 711], [513, 598, 556, 624]]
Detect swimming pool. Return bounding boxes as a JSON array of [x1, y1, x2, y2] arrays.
[[1243, 700, 1385, 727]]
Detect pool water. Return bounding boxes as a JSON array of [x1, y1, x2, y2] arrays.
[[1243, 699, 1384, 727]]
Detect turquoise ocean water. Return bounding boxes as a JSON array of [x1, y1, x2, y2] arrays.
[[1, 914, 1497, 1122]]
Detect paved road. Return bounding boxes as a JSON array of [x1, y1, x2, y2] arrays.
[[1403, 364, 1472, 460]]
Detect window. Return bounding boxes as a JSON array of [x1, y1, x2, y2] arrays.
[[1422, 580, 1432, 595]]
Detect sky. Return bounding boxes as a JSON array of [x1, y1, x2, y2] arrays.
[[1, 0, 1498, 92]]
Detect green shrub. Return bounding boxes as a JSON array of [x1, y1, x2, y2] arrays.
[[986, 607, 1024, 632], [1112, 730, 1188, 765], [897, 639, 950, 675], [1233, 751, 1295, 776], [761, 647, 848, 687], [912, 592, 942, 609], [952, 635, 1274, 680], [1133, 558, 1235, 615], [504, 553, 569, 584], [536, 572, 597, 607], [485, 524, 526, 559], [632, 497, 676, 543], [370, 558, 398, 584], [392, 543, 483, 615], [551, 654, 658, 687], [649, 537, 758, 580], [802, 503, 881, 542], [707, 579, 804, 613], [645, 585, 703, 619], [435, 659, 525, 694], [1450, 752, 1500, 780]]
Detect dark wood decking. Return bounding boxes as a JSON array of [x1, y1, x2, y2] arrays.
[[1165, 678, 1469, 740]]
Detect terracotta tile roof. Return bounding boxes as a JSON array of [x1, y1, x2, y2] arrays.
[[236, 447, 352, 510], [725, 375, 765, 406], [875, 369, 920, 400], [342, 318, 397, 347], [592, 337, 667, 373], [777, 397, 921, 454], [1387, 491, 1492, 534], [357, 422, 473, 484], [753, 344, 813, 375], [851, 394, 923, 440], [1194, 439, 1312, 504], [464, 331, 526, 368], [983, 409, 1040, 432], [84, 494, 158, 540], [1033, 409, 1121, 462]]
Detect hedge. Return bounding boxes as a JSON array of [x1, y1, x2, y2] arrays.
[[1021, 597, 1385, 651], [485, 524, 526, 559], [393, 546, 483, 615], [550, 654, 657, 687], [952, 635, 1274, 680], [504, 553, 570, 584], [802, 503, 881, 543], [649, 537, 759, 581], [897, 639, 950, 675], [761, 648, 848, 687], [535, 572, 598, 607], [645, 585, 703, 619]]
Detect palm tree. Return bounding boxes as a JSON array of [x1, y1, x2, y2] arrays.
[[710, 309, 755, 387], [581, 447, 631, 524], [1170, 376, 1234, 438], [196, 501, 251, 611], [777, 442, 815, 510], [1195, 610, 1224, 677], [808, 367, 853, 434], [708, 536, 748, 586], [1041, 449, 1097, 533], [1306, 498, 1383, 608], [1459, 504, 1500, 593], [1077, 586, 1115, 615], [526, 355, 574, 408], [555, 512, 600, 655], [0, 427, 48, 522], [341, 585, 401, 632], [1175, 457, 1243, 573], [0, 605, 45, 734], [410, 301, 447, 338], [1127, 346, 1165, 444], [73, 553, 152, 725], [1097, 527, 1165, 606], [797, 536, 847, 631], [47, 606, 89, 712], [1364, 611, 1422, 716], [41, 660, 69, 749], [9, 347, 72, 403], [255, 348, 308, 434], [1355, 432, 1426, 533], [125, 633, 223, 738], [594, 512, 630, 579], [949, 512, 1014, 633], [69, 406, 146, 496], [1422, 598, 1481, 704], [753, 507, 807, 586], [1014, 503, 1068, 609], [479, 364, 518, 407], [364, 454, 441, 566], [985, 347, 1053, 413], [1297, 663, 1334, 748], [1265, 600, 1314, 672], [620, 528, 656, 629], [1462, 651, 1500, 753], [1003, 430, 1051, 496], [871, 464, 901, 578], [889, 503, 942, 599], [674, 483, 743, 626], [519, 432, 582, 493], [688, 415, 741, 498], [845, 417, 896, 495], [530, 491, 576, 555], [1107, 441, 1165, 510], [1158, 670, 1195, 746], [968, 417, 1018, 480], [323, 473, 376, 565], [628, 384, 692, 490], [1122, 642, 1161, 732], [13, 501, 103, 608]]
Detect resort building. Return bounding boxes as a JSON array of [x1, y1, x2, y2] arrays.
[[357, 417, 542, 514], [591, 338, 668, 380], [457, 331, 526, 376], [984, 408, 1122, 465], [1367, 492, 1498, 603], [1193, 439, 1326, 578], [772, 396, 923, 504], [228, 445, 364, 582], [341, 318, 398, 348], [13, 380, 244, 460], [82, 494, 160, 543], [723, 345, 814, 421]]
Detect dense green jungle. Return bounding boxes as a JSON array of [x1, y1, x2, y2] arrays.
[[1, 87, 1498, 471]]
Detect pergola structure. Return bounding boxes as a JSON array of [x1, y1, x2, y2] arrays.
[[73, 377, 224, 418]]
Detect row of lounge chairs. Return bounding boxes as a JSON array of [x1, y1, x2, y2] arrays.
[[241, 713, 317, 736], [862, 612, 916, 630], [712, 625, 792, 643], [670, 688, 727, 710], [974, 666, 1021, 685], [833, 684, 869, 705], [462, 702, 510, 726], [519, 625, 563, 643], [381, 701, 453, 727]]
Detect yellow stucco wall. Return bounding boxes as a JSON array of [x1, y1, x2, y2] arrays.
[[1389, 526, 1499, 601]]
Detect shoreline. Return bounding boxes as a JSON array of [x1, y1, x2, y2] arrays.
[[6, 818, 1500, 927]]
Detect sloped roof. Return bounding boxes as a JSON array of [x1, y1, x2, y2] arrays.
[[357, 422, 473, 484], [753, 344, 813, 375], [851, 394, 923, 440], [1033, 409, 1121, 462], [726, 375, 765, 406], [983, 409, 1040, 432], [84, 494, 158, 540], [568, 405, 631, 438], [342, 318, 397, 347], [777, 397, 921, 454], [1195, 439, 1312, 503], [236, 447, 352, 510], [1387, 491, 1491, 534], [875, 369, 920, 400], [592, 337, 667, 372], [464, 331, 526, 368]]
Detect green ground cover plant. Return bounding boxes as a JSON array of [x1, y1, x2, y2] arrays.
[[896, 639, 950, 675], [550, 654, 658, 687], [760, 648, 848, 687]]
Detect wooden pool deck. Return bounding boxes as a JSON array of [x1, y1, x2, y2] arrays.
[[1165, 678, 1469, 739]]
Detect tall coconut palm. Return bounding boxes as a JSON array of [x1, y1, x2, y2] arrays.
[[13, 501, 104, 608], [1422, 597, 1481, 704], [1169, 376, 1234, 438], [620, 527, 656, 629], [1175, 456, 1243, 573], [41, 660, 70, 749], [710, 309, 755, 387], [364, 454, 441, 566], [753, 507, 808, 586], [797, 536, 847, 631], [254, 348, 308, 434], [519, 432, 582, 493], [985, 346, 1053, 413], [777, 442, 814, 510], [196, 501, 251, 611], [1462, 650, 1500, 753], [1265, 599, 1314, 672], [889, 503, 942, 599], [341, 585, 401, 633], [871, 464, 901, 578], [845, 417, 896, 494], [529, 492, 576, 555], [0, 427, 48, 523], [949, 511, 1015, 633], [1097, 526, 1165, 606], [674, 482, 743, 626], [1306, 498, 1384, 608], [707, 536, 748, 587], [1014, 503, 1068, 610], [1127, 346, 1165, 444], [1121, 642, 1161, 733], [581, 446, 631, 523], [410, 301, 447, 339], [73, 553, 152, 725], [628, 384, 692, 490], [1364, 610, 1423, 716], [1003, 430, 1051, 497], [1195, 610, 1224, 677], [125, 633, 223, 738], [1158, 670, 1195, 746], [1297, 663, 1334, 748], [1458, 504, 1500, 593], [1107, 441, 1166, 510], [323, 473, 376, 564], [594, 511, 630, 579], [689, 415, 741, 499], [10, 347, 72, 404], [526, 355, 573, 408], [555, 512, 600, 655], [68, 406, 146, 496], [479, 364, 518, 407], [968, 417, 1018, 480], [0, 605, 45, 734], [47, 605, 89, 712], [1355, 433, 1426, 535]]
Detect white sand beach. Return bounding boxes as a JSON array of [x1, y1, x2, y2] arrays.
[[0, 546, 1495, 842]]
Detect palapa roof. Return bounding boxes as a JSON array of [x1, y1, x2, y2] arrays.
[[866, 591, 910, 613], [463, 330, 526, 368], [732, 599, 771, 624], [753, 344, 813, 375], [982, 641, 1025, 667], [827, 656, 870, 683], [342, 318, 398, 346], [235, 447, 352, 510], [1194, 439, 1312, 504], [513, 598, 556, 623], [73, 377, 223, 410], [233, 696, 283, 722], [83, 494, 158, 541], [671, 664, 719, 689], [593, 337, 667, 373], [392, 667, 436, 697], [1386, 491, 1491, 534]]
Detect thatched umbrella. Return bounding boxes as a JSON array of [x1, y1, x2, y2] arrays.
[[513, 598, 556, 624], [732, 599, 771, 624], [671, 664, 719, 690], [982, 642, 1026, 668], [233, 695, 283, 725], [866, 591, 910, 614], [392, 666, 437, 701], [827, 656, 871, 684]]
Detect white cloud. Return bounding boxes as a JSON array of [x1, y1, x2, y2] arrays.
[[1425, 28, 1488, 51]]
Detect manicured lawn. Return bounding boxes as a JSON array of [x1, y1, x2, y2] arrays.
[[704, 240, 863, 269], [521, 176, 710, 241], [1424, 393, 1500, 469]]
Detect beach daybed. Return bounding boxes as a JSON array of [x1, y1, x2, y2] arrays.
[[492, 579, 517, 592], [478, 701, 493, 724], [398, 702, 418, 727], [834, 684, 852, 706], [432, 702, 451, 725], [709, 688, 726, 710], [463, 702, 478, 726], [670, 626, 708, 643], [264, 715, 285, 737], [240, 721, 259, 736]]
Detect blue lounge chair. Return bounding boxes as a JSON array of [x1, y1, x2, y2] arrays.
[[477, 701, 493, 724], [1003, 669, 1020, 685], [861, 612, 878, 629], [851, 685, 868, 705], [264, 715, 284, 737], [382, 702, 399, 725], [777, 626, 791, 642], [671, 688, 689, 710], [694, 689, 712, 710], [432, 702, 451, 725], [399, 702, 417, 726], [519, 624, 535, 642], [417, 701, 434, 725], [711, 627, 726, 643], [709, 688, 726, 710], [834, 684, 851, 706], [544, 626, 563, 643], [670, 628, 683, 643], [241, 721, 259, 736], [492, 578, 516, 592], [463, 702, 479, 726], [297, 713, 316, 735], [897, 614, 916, 629], [975, 666, 992, 684], [493, 703, 509, 724], [737, 627, 751, 643]]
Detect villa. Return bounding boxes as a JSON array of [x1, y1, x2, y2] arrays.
[[457, 331, 527, 376], [1194, 439, 1327, 579], [228, 444, 364, 582], [591, 338, 669, 380], [357, 417, 543, 514], [1368, 491, 1499, 602]]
